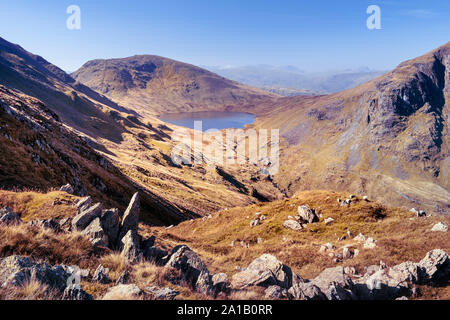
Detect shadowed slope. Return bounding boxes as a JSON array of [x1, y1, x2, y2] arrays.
[[255, 42, 450, 214], [72, 55, 278, 117]]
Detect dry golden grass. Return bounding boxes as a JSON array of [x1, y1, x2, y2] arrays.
[[0, 190, 78, 222], [0, 274, 57, 300], [132, 261, 183, 288], [99, 253, 129, 281], [0, 224, 102, 268]]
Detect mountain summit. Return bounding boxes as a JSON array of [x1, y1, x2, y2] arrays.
[[72, 55, 276, 117]]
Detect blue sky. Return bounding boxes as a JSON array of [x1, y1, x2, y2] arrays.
[[0, 0, 449, 72]]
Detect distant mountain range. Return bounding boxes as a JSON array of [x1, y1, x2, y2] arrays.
[[203, 65, 386, 96]]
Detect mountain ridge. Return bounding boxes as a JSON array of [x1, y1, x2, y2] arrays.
[[72, 54, 278, 117]]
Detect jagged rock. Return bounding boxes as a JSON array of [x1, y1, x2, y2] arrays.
[[0, 207, 22, 226], [72, 202, 102, 231], [64, 265, 90, 281], [324, 217, 334, 225], [81, 217, 109, 247], [166, 245, 213, 294], [356, 267, 413, 300], [297, 205, 318, 223], [312, 266, 355, 300], [116, 270, 131, 285], [342, 247, 352, 260], [0, 256, 72, 293], [231, 254, 292, 290], [196, 270, 213, 296], [102, 284, 142, 300], [250, 218, 260, 227], [145, 286, 180, 300], [431, 222, 448, 232], [62, 284, 93, 300], [265, 285, 289, 299], [28, 218, 62, 233], [417, 249, 449, 282], [283, 220, 303, 231], [92, 265, 110, 284], [60, 184, 74, 194], [120, 230, 142, 262], [119, 193, 140, 240], [101, 208, 121, 245], [75, 196, 92, 211], [363, 237, 377, 249], [288, 273, 326, 300]]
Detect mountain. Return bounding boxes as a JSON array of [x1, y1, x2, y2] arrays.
[[72, 56, 277, 117], [0, 37, 283, 223], [205, 65, 386, 95], [255, 42, 450, 214], [0, 36, 449, 301], [0, 37, 135, 143]]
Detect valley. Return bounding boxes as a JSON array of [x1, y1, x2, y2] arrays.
[[0, 35, 448, 301]]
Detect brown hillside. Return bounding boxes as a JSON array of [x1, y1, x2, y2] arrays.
[[72, 55, 278, 117], [255, 42, 450, 214]]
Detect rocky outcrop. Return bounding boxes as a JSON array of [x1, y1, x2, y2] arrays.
[[72, 202, 102, 231], [101, 208, 121, 246], [92, 265, 110, 284], [0, 207, 22, 226], [62, 284, 93, 300], [118, 193, 140, 240], [145, 286, 180, 300], [0, 255, 81, 296], [283, 219, 303, 231], [60, 184, 74, 195], [81, 217, 109, 247], [212, 273, 229, 295], [312, 266, 355, 300], [28, 219, 62, 233], [120, 230, 143, 262], [417, 249, 450, 282], [431, 222, 448, 232], [102, 284, 143, 300], [231, 254, 294, 290], [288, 273, 326, 300], [116, 270, 131, 285], [230, 249, 449, 300], [297, 205, 318, 224]]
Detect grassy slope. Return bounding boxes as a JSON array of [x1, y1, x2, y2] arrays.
[[0, 189, 448, 299], [150, 190, 450, 299]]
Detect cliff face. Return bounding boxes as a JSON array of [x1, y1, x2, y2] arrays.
[[256, 43, 449, 214], [72, 55, 277, 117]]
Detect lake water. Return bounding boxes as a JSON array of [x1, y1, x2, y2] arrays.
[[159, 111, 255, 131]]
